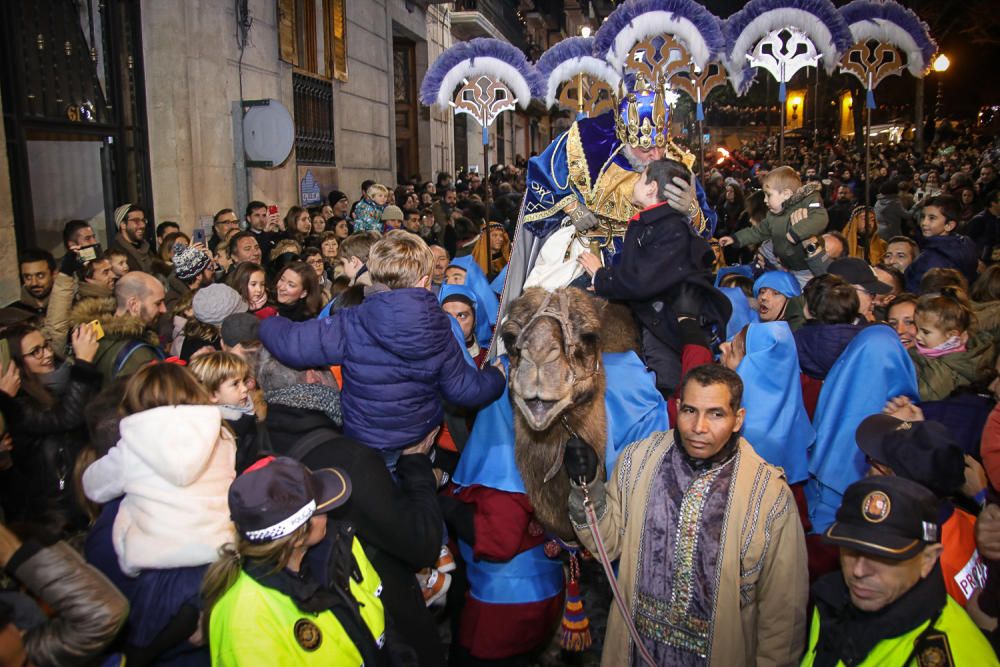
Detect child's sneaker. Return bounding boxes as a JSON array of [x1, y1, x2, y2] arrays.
[[435, 545, 456, 573], [419, 568, 450, 606]]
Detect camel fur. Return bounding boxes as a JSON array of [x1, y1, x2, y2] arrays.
[[502, 287, 638, 540]]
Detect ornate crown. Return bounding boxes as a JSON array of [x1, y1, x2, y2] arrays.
[[614, 72, 670, 150]]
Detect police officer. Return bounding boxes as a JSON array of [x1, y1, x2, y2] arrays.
[[204, 456, 391, 666], [802, 476, 998, 666]]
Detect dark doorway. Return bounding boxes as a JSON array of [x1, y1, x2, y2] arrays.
[[0, 0, 153, 253], [393, 39, 418, 185]]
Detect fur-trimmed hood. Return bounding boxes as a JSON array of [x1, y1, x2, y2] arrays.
[[781, 181, 824, 214], [69, 297, 158, 343]]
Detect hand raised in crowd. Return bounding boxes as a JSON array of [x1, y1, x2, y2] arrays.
[[72, 323, 99, 363], [266, 210, 281, 232], [0, 361, 21, 398], [882, 395, 925, 422], [402, 426, 440, 457], [718, 235, 735, 247], [962, 455, 988, 500]]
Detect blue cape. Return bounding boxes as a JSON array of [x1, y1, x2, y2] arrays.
[[806, 324, 919, 532], [448, 256, 499, 327], [715, 264, 754, 287], [753, 270, 801, 298], [454, 351, 669, 493], [439, 283, 492, 349], [489, 264, 507, 296], [735, 322, 813, 483], [721, 286, 759, 340]]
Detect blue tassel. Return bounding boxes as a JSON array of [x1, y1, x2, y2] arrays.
[[778, 80, 787, 103], [576, 110, 587, 121], [866, 88, 875, 110], [696, 101, 705, 122], [482, 126, 489, 145]]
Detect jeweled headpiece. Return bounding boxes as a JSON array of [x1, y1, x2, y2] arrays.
[[614, 72, 670, 150]]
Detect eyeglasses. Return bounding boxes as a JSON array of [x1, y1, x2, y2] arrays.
[[24, 340, 51, 359]]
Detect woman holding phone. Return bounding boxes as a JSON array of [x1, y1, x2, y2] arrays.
[[0, 322, 101, 530]]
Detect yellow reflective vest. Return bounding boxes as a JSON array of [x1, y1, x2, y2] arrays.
[[209, 537, 385, 666], [801, 595, 998, 666]]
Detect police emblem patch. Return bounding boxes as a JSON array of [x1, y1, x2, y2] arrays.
[[294, 618, 322, 651], [916, 632, 954, 667], [861, 491, 891, 523]]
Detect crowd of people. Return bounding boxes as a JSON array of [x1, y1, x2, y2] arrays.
[[1, 126, 1000, 666]]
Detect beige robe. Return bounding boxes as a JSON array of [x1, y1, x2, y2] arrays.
[[569, 431, 809, 667]]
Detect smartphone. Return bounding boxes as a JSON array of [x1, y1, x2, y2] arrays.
[[88, 320, 105, 341], [0, 339, 8, 374], [268, 205, 278, 215], [192, 228, 206, 245], [79, 243, 101, 263]]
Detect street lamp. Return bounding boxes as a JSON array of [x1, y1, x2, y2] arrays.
[[580, 25, 592, 38], [932, 53, 950, 120]]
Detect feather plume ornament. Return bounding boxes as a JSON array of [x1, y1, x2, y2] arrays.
[[535, 37, 621, 109], [840, 0, 936, 77], [419, 38, 543, 112], [725, 0, 853, 92], [593, 0, 726, 72]]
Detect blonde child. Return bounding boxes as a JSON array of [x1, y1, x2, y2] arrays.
[[719, 166, 829, 287], [352, 183, 389, 233], [105, 247, 130, 279], [189, 351, 265, 473], [81, 363, 236, 576], [910, 288, 995, 401]]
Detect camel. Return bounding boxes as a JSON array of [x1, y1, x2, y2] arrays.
[[500, 286, 640, 540]]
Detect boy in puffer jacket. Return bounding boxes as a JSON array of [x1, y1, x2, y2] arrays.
[[260, 230, 505, 470], [720, 165, 829, 287], [82, 363, 236, 576]]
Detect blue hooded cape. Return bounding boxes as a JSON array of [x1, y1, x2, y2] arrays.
[[439, 283, 492, 349], [753, 270, 801, 298], [806, 324, 918, 532], [721, 286, 759, 340], [735, 322, 814, 484], [715, 264, 754, 287], [448, 256, 500, 327], [489, 264, 507, 296], [454, 351, 669, 493]]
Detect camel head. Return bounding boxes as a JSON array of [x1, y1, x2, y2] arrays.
[[501, 287, 603, 433]]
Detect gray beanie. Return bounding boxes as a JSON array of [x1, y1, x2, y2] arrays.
[[220, 312, 261, 347], [173, 245, 212, 282], [113, 203, 134, 230], [193, 284, 248, 327]]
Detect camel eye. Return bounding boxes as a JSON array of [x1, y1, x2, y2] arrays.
[[501, 333, 518, 353]]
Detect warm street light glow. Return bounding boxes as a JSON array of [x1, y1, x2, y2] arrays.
[[580, 26, 592, 38], [932, 54, 950, 72]]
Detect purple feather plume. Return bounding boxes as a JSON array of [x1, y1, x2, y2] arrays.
[[419, 38, 543, 108], [841, 0, 936, 66], [593, 0, 726, 60], [536, 37, 598, 79], [725, 0, 854, 58]]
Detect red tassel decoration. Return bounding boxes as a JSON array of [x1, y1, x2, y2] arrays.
[[558, 552, 592, 652]]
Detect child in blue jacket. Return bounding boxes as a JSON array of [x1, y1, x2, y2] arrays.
[[260, 230, 505, 468]]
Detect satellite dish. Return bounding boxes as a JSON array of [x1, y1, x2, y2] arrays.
[[242, 99, 294, 166]]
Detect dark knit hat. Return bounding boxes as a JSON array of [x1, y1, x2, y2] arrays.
[[173, 245, 212, 282], [328, 190, 348, 206], [221, 312, 261, 347]]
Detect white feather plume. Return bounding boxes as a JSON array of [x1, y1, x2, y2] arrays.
[[847, 19, 926, 76], [605, 11, 715, 71], [729, 8, 842, 81], [434, 58, 535, 110], [543, 58, 622, 108]]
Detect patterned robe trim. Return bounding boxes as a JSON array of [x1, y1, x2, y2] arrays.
[[565, 122, 639, 224], [635, 456, 733, 659]]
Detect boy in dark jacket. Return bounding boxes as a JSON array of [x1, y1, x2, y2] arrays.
[[260, 230, 505, 468], [719, 166, 829, 287], [578, 158, 731, 397], [904, 194, 979, 292]]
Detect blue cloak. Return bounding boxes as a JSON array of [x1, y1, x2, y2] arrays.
[[753, 270, 801, 298], [454, 351, 669, 493], [806, 324, 919, 532], [448, 256, 500, 327], [489, 264, 507, 296], [715, 264, 755, 287], [439, 283, 492, 349], [736, 322, 814, 484], [721, 286, 759, 340]]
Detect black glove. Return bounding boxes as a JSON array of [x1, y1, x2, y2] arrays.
[[564, 437, 599, 484], [672, 282, 704, 319], [58, 250, 84, 278]]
